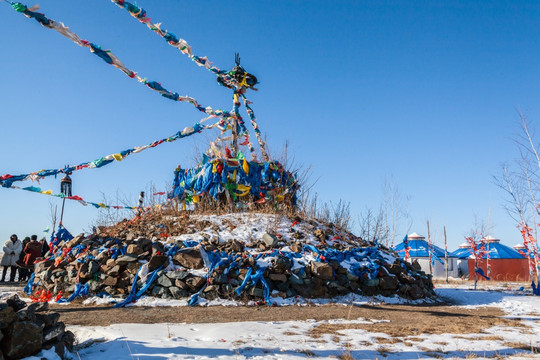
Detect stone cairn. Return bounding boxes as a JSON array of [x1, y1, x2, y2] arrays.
[[0, 294, 74, 360], [27, 211, 435, 305]]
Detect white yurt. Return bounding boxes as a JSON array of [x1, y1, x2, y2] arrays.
[[393, 232, 459, 278]]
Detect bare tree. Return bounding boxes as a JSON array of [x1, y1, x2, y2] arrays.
[[494, 110, 540, 286]]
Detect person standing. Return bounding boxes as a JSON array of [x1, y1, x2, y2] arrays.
[[17, 237, 30, 282], [1, 235, 22, 282], [22, 235, 42, 271], [39, 237, 49, 257]]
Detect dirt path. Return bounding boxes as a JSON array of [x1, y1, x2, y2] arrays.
[[50, 302, 525, 337]]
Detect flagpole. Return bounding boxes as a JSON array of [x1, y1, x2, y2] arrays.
[[427, 221, 432, 276], [444, 226, 448, 284]]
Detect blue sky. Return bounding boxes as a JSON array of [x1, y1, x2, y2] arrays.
[[1, 0, 539, 250]]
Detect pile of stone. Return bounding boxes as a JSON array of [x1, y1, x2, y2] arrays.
[[0, 294, 74, 359], [28, 212, 435, 305]]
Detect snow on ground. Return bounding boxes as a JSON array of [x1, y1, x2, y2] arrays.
[[14, 284, 538, 360], [81, 290, 433, 308]]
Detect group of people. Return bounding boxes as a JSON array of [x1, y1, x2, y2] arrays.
[[1, 234, 48, 283]]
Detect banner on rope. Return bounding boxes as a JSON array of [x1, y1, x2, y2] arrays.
[[0, 122, 212, 188], [6, 183, 163, 210], [110, 0, 242, 90], [6, 1, 232, 120]]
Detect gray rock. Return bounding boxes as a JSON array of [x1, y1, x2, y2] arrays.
[[157, 275, 173, 288], [288, 273, 304, 285], [148, 255, 169, 272], [379, 276, 399, 290], [0, 321, 42, 359], [173, 250, 204, 269], [6, 294, 26, 312], [166, 271, 190, 280], [103, 276, 118, 287], [204, 285, 219, 293], [269, 273, 287, 282], [210, 273, 228, 285], [248, 287, 264, 297], [175, 279, 189, 290], [273, 256, 292, 273], [364, 278, 380, 287], [116, 255, 138, 265], [43, 322, 65, 342], [262, 233, 278, 248], [169, 287, 190, 299], [126, 244, 143, 256], [35, 312, 60, 329], [311, 262, 334, 280], [186, 276, 205, 290], [108, 265, 121, 277], [0, 306, 16, 329], [151, 286, 168, 297], [62, 330, 75, 352]]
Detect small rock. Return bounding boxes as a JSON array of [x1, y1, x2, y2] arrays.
[[0, 306, 16, 329], [156, 275, 172, 288], [262, 233, 278, 248], [173, 250, 204, 269], [166, 271, 190, 280], [126, 244, 143, 256], [148, 255, 169, 272], [269, 273, 287, 282], [169, 286, 189, 299], [43, 322, 66, 342], [116, 255, 138, 265], [311, 262, 334, 280], [0, 321, 42, 359], [186, 276, 205, 290]]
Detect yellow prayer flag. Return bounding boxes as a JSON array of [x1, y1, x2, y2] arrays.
[[242, 159, 249, 175]]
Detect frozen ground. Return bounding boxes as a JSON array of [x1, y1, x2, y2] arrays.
[[0, 282, 534, 360]]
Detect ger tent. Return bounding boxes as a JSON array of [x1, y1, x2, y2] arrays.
[[467, 236, 528, 281], [393, 232, 459, 278], [450, 242, 471, 278], [513, 243, 528, 257]]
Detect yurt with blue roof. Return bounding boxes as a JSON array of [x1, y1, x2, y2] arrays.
[[393, 232, 459, 278], [465, 236, 529, 281], [451, 242, 472, 278]]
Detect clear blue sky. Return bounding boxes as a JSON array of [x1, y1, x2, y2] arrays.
[[1, 0, 539, 250]]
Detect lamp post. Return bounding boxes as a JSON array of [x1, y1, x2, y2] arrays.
[[59, 173, 72, 225]]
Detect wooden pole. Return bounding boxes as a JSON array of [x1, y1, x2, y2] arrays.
[[232, 117, 239, 157], [59, 198, 66, 226], [427, 221, 433, 276], [444, 226, 449, 283]]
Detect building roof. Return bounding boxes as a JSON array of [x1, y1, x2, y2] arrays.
[[481, 235, 499, 243], [451, 240, 525, 260], [407, 232, 424, 239], [451, 246, 472, 259], [393, 238, 451, 258]]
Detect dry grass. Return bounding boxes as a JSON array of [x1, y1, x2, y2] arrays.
[[307, 306, 524, 338], [434, 341, 448, 346], [503, 341, 540, 354], [453, 335, 504, 341], [373, 337, 399, 344], [283, 331, 299, 336]]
